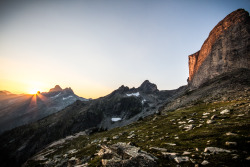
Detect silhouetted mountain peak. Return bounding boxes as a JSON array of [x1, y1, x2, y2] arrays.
[[63, 87, 74, 94], [49, 85, 63, 92], [0, 90, 12, 96], [138, 80, 158, 93]]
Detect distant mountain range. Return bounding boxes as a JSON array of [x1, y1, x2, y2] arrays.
[[0, 85, 88, 134]]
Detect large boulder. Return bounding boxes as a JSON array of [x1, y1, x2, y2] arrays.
[[97, 142, 158, 167]]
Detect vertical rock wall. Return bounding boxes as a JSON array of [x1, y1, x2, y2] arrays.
[[188, 9, 250, 88]]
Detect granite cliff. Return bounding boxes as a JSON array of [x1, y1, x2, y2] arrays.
[[188, 9, 250, 88]]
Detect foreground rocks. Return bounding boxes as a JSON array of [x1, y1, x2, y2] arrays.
[[97, 142, 158, 167]]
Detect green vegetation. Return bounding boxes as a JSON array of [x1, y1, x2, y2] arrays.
[[26, 99, 250, 166]]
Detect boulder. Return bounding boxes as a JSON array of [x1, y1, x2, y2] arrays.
[[161, 152, 179, 159], [174, 156, 189, 163], [220, 109, 230, 115], [204, 147, 231, 153], [206, 120, 215, 124], [97, 142, 157, 167], [225, 132, 237, 136], [183, 124, 195, 131], [201, 160, 209, 165], [225, 142, 237, 146]]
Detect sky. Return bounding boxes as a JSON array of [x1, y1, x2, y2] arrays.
[[0, 0, 250, 98]]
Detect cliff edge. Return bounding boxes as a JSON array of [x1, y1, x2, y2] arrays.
[[188, 9, 250, 88]]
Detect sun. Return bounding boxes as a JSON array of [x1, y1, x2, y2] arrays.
[[28, 89, 40, 95]]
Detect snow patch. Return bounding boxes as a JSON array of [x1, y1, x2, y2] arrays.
[[50, 92, 61, 98], [63, 96, 73, 100], [126, 92, 140, 97], [141, 99, 146, 104], [111, 118, 122, 122]]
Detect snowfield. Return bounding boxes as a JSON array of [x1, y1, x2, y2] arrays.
[[126, 92, 140, 97]]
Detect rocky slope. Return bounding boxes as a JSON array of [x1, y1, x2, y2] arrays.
[[188, 9, 250, 89], [0, 80, 185, 167], [0, 85, 87, 134], [23, 69, 250, 167]]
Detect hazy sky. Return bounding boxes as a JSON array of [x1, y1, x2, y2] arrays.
[[1, 0, 250, 98]]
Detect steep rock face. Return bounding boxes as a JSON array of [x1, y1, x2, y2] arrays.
[[188, 9, 250, 88]]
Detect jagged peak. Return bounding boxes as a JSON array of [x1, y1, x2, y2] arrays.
[[64, 87, 74, 94], [49, 85, 63, 92], [138, 80, 158, 93], [116, 85, 129, 93]]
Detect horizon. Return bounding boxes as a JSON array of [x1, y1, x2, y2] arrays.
[[1, 0, 250, 98]]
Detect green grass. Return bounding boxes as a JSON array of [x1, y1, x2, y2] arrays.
[[26, 100, 250, 166]]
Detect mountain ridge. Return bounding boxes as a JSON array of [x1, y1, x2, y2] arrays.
[[0, 80, 186, 167], [0, 85, 87, 134]]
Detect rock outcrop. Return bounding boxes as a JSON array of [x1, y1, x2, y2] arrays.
[[188, 9, 250, 88], [97, 142, 157, 167]]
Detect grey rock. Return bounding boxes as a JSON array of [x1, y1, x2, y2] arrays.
[[165, 143, 176, 146], [188, 120, 194, 123], [97, 142, 157, 167], [103, 137, 109, 142], [174, 156, 189, 163], [225, 132, 238, 136], [220, 109, 230, 115], [201, 160, 209, 165], [183, 151, 191, 155], [211, 115, 217, 120], [204, 147, 231, 153], [203, 112, 210, 116], [225, 142, 237, 146], [231, 154, 239, 159], [161, 152, 179, 159], [206, 120, 215, 124], [113, 135, 119, 140], [127, 134, 136, 139], [150, 147, 168, 152], [183, 124, 195, 131]]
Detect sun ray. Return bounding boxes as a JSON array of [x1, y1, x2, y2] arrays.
[[28, 94, 37, 111], [37, 93, 50, 107]]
